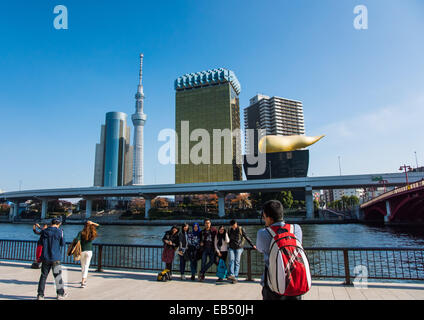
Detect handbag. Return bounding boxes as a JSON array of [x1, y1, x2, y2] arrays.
[[67, 240, 76, 256], [67, 239, 82, 261], [73, 241, 82, 261], [216, 259, 228, 279]]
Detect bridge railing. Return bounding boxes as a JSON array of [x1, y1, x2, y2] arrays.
[[361, 179, 424, 208], [1, 239, 423, 284]]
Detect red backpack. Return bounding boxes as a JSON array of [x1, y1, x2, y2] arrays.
[[266, 224, 311, 296]]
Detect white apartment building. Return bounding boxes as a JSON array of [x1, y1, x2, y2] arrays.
[[244, 94, 305, 154]]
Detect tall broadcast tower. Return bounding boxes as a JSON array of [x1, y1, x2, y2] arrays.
[[132, 53, 147, 185]]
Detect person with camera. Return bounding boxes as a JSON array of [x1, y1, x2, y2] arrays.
[[32, 222, 48, 268]]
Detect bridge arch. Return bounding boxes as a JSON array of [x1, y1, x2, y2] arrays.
[[390, 192, 424, 222], [364, 205, 386, 222]]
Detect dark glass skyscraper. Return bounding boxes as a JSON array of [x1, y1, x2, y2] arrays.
[[174, 68, 242, 183]]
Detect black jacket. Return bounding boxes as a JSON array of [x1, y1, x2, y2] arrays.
[[228, 226, 254, 250], [162, 231, 180, 249], [179, 231, 188, 250], [200, 227, 217, 249]]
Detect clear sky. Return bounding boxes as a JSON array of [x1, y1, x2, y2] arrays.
[[1, 0, 423, 191]]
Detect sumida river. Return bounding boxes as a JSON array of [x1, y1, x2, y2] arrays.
[[1, 223, 424, 248]]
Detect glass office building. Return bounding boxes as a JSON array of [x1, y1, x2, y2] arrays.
[[94, 112, 133, 187], [174, 68, 242, 183]]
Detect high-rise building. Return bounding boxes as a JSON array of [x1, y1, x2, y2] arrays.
[[174, 68, 242, 184], [243, 94, 308, 179], [132, 54, 147, 185], [94, 112, 133, 187], [244, 94, 305, 155]]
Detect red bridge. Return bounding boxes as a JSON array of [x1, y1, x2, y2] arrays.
[[361, 179, 424, 223]]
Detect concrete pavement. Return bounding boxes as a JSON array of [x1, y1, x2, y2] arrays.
[[1, 260, 424, 300]]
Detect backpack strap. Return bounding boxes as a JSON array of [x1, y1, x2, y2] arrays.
[[266, 227, 276, 238], [285, 224, 293, 234], [267, 224, 292, 238]]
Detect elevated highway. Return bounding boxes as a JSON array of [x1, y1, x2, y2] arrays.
[[2, 172, 423, 221]]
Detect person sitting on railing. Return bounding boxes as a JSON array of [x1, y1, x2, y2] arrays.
[[161, 225, 180, 279], [227, 220, 256, 284], [73, 220, 100, 288], [214, 225, 230, 282]]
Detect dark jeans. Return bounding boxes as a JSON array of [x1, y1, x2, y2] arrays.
[[37, 261, 65, 297], [179, 254, 187, 275], [262, 284, 302, 301], [190, 260, 198, 276], [200, 247, 215, 274], [216, 251, 228, 264]]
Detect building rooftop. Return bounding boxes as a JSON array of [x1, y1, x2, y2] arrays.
[[248, 94, 303, 106], [175, 68, 241, 95]]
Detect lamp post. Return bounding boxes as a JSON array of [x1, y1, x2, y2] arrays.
[[338, 156, 342, 176], [269, 161, 272, 179], [415, 151, 419, 169], [399, 164, 412, 187], [378, 179, 389, 193]]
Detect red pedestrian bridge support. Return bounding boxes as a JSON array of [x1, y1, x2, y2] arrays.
[[361, 180, 424, 223]]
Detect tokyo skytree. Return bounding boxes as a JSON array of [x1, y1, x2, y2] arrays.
[[131, 53, 147, 185]]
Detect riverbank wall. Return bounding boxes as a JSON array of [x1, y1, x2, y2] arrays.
[[0, 217, 360, 226]]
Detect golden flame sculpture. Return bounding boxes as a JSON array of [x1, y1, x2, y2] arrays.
[[258, 135, 325, 153]]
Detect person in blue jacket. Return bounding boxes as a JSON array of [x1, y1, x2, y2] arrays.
[[36, 217, 67, 300]]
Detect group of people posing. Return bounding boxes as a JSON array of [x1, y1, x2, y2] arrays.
[[32, 199, 306, 300], [161, 218, 257, 283]]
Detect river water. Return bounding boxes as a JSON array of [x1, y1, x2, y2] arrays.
[[1, 223, 424, 248]]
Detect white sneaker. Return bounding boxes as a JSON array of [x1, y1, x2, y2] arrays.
[[181, 275, 186, 280], [56, 292, 68, 300]]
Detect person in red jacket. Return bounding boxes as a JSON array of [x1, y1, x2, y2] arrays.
[[32, 222, 48, 268]]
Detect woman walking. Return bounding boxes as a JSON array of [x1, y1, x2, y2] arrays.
[[178, 223, 189, 280], [74, 220, 99, 288], [161, 225, 180, 279], [214, 225, 230, 282], [186, 223, 201, 281]]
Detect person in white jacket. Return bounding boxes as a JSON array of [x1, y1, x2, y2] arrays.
[[214, 225, 230, 282]]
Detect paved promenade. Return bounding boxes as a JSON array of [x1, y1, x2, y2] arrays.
[[1, 260, 424, 300]]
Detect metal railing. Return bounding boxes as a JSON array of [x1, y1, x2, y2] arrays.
[[361, 179, 424, 208], [1, 239, 423, 284]]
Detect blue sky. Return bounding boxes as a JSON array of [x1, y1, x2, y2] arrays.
[[1, 0, 423, 191]]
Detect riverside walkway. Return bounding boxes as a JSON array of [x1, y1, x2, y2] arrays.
[[1, 260, 424, 300]]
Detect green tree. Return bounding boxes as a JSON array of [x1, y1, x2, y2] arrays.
[[278, 191, 293, 209], [349, 195, 360, 207], [314, 199, 320, 211], [249, 191, 294, 209]]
